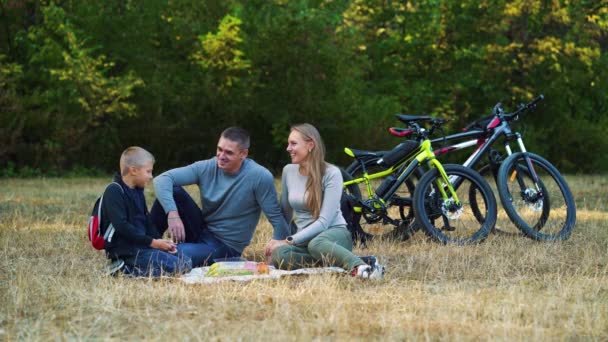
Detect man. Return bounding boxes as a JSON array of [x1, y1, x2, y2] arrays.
[[151, 127, 289, 267]]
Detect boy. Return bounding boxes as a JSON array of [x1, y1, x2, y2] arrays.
[[102, 146, 192, 277]]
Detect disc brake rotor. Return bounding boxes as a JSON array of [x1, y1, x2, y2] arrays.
[[523, 188, 543, 211], [442, 198, 463, 219]]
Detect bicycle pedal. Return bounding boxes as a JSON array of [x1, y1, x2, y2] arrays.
[[443, 225, 456, 231]]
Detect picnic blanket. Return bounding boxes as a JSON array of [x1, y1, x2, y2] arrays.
[[180, 265, 346, 284]]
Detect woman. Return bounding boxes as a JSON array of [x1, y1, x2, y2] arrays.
[[265, 123, 385, 279]]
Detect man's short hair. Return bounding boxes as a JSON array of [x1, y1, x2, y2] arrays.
[[119, 146, 155, 176], [221, 127, 250, 150]]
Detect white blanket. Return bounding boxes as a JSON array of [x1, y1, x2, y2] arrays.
[[180, 265, 346, 284]]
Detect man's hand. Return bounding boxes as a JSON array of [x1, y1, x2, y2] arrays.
[[167, 211, 186, 243], [150, 239, 178, 253]]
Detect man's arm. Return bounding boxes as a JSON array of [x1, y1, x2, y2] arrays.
[[153, 161, 206, 242], [153, 163, 202, 212]]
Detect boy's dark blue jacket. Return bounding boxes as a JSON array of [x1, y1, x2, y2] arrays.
[[101, 173, 161, 259]]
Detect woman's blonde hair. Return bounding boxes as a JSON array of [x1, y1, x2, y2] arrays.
[[291, 123, 327, 219]]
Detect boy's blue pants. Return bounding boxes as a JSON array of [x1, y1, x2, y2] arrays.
[[123, 248, 192, 277]]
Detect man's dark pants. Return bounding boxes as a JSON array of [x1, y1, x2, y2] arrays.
[[150, 186, 241, 267]]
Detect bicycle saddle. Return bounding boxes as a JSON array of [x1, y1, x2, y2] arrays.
[[395, 114, 433, 124], [344, 148, 387, 159]]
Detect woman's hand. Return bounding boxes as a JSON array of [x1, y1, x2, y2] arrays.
[[264, 239, 288, 258]]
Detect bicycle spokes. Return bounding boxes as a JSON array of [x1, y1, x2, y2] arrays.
[[414, 164, 497, 244], [498, 152, 576, 241]]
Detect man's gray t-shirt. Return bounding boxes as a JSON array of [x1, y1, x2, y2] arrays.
[[154, 158, 288, 253]]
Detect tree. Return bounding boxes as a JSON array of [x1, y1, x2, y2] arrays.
[[23, 2, 143, 169], [0, 54, 24, 165]]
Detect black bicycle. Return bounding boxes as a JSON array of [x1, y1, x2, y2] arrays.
[[345, 95, 576, 242]]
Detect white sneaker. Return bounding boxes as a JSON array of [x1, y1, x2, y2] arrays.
[[352, 263, 385, 280], [105, 259, 125, 276]]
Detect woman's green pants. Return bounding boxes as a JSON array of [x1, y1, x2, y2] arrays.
[[271, 226, 365, 272]]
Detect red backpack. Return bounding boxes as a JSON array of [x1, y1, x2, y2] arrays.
[[88, 182, 123, 250]]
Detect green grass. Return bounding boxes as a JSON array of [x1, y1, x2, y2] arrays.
[[1, 175, 607, 340]]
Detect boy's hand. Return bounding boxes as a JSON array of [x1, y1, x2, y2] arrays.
[[150, 239, 178, 254], [167, 211, 186, 243]]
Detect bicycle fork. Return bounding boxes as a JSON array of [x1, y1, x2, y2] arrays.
[[417, 145, 461, 205], [505, 133, 543, 197]]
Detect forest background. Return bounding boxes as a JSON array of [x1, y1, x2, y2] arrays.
[[1, 0, 606, 176]]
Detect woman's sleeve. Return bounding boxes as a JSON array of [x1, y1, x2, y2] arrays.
[[280, 169, 294, 228]]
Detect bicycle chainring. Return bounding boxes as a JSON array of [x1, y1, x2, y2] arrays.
[[361, 198, 386, 223]]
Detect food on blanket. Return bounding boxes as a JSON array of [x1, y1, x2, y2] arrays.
[[206, 261, 270, 277]]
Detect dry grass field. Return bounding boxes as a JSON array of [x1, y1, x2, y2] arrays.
[[1, 175, 607, 340]]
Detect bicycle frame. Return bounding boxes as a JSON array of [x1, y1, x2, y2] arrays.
[[347, 118, 528, 179], [432, 121, 521, 170], [344, 139, 460, 216], [428, 113, 549, 200]]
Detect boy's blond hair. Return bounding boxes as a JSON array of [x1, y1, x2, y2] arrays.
[[119, 146, 155, 176]]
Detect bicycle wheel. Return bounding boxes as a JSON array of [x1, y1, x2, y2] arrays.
[[344, 158, 420, 241], [341, 169, 372, 245], [414, 164, 497, 244], [497, 152, 576, 241], [470, 164, 522, 235]]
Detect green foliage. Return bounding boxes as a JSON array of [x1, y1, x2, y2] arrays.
[[0, 0, 606, 175], [191, 15, 251, 91], [0, 54, 24, 165], [27, 3, 144, 159]]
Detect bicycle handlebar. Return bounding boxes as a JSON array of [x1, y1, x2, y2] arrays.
[[390, 114, 448, 139], [495, 94, 544, 121]]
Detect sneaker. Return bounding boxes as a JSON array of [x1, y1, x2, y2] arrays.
[[105, 259, 125, 276], [352, 262, 385, 280], [360, 255, 378, 268]]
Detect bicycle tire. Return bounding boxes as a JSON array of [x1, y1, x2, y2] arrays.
[[470, 164, 495, 224], [469, 163, 525, 235], [413, 164, 497, 244], [497, 152, 576, 241], [345, 158, 420, 241]]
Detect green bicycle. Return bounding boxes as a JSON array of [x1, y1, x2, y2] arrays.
[[342, 115, 498, 245]]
